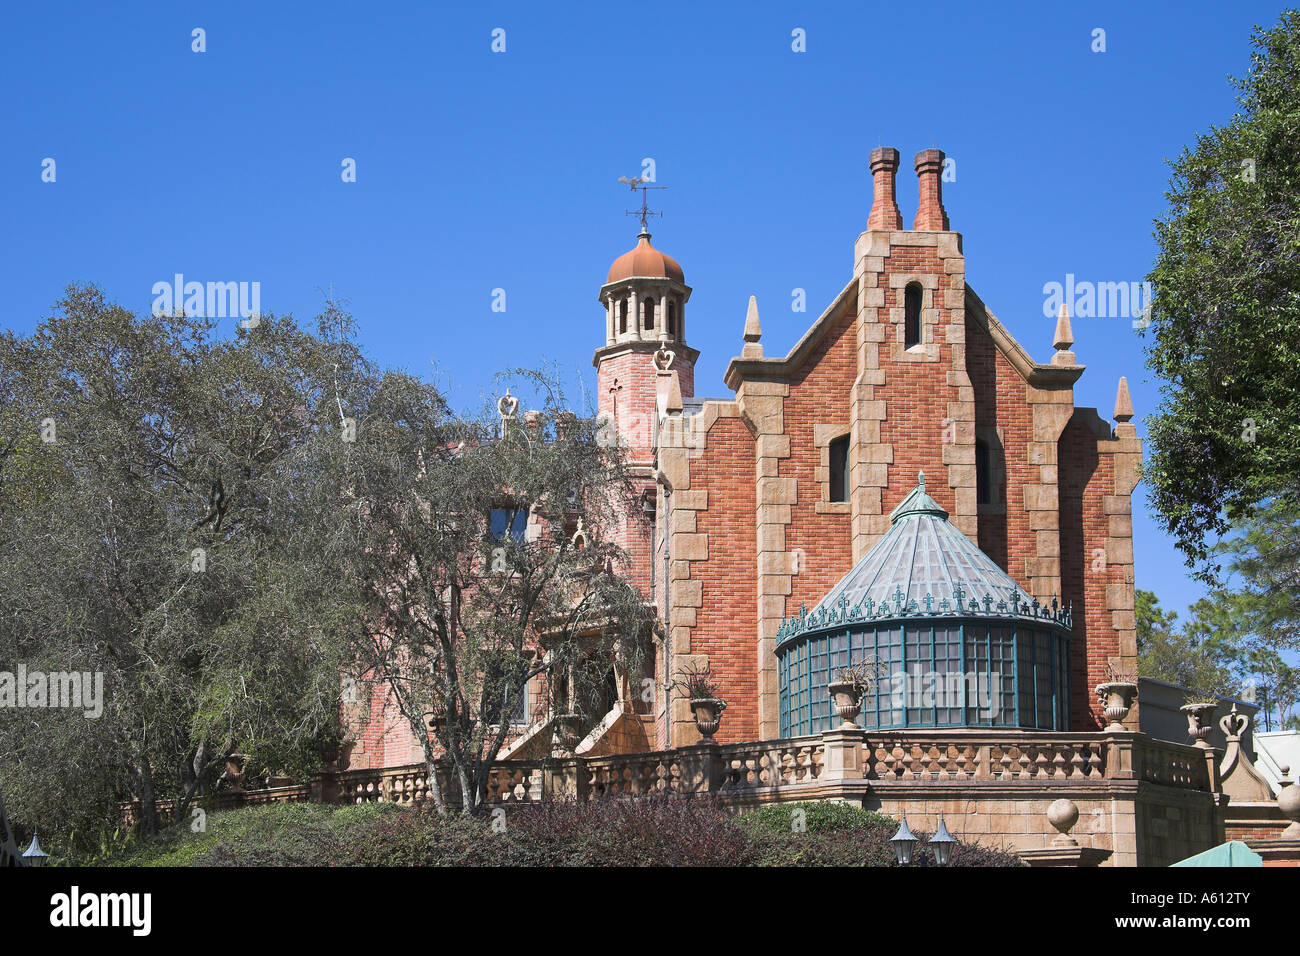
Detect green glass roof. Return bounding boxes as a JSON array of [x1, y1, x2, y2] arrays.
[[778, 473, 1070, 643]]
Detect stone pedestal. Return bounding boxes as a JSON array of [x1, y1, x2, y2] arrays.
[[1017, 845, 1113, 867], [821, 727, 866, 783], [678, 741, 724, 794]]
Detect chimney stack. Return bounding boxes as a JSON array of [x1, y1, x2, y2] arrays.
[[912, 148, 950, 231], [867, 147, 902, 231]]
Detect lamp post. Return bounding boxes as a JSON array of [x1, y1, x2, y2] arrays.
[[890, 815, 917, 865], [928, 815, 957, 866], [21, 830, 49, 867]]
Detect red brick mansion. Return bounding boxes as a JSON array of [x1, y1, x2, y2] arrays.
[[332, 146, 1300, 867], [350, 145, 1142, 764]]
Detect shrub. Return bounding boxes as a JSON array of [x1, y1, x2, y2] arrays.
[[735, 801, 1023, 867], [104, 797, 1023, 867]]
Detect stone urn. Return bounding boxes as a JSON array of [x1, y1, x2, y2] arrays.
[[552, 713, 585, 755], [1094, 681, 1138, 732], [690, 698, 726, 741], [1180, 702, 1218, 748], [827, 681, 863, 729], [1278, 766, 1300, 839]]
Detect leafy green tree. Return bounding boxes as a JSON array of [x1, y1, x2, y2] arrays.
[[1136, 589, 1234, 694], [338, 368, 654, 813], [1144, 10, 1300, 580], [0, 287, 363, 846]]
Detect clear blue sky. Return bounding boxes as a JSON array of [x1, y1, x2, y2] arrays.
[[2, 0, 1289, 622]]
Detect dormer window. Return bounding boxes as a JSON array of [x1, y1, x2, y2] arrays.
[[904, 282, 923, 349]]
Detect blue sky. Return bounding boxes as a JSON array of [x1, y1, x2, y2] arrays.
[[1, 0, 1289, 621]]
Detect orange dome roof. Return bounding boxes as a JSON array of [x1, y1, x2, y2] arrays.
[[606, 232, 684, 284]]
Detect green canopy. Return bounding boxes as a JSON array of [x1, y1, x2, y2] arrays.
[[1170, 840, 1262, 867]]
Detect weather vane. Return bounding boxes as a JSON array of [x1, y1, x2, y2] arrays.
[[618, 174, 667, 232]]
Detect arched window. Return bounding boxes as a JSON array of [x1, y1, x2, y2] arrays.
[[667, 299, 677, 335], [618, 298, 628, 334], [829, 434, 850, 502], [645, 297, 656, 331], [904, 282, 923, 349]]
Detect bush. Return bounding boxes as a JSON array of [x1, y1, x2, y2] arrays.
[[736, 801, 1024, 867], [104, 797, 1022, 867]]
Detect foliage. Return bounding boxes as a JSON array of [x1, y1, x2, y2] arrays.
[[736, 801, 1023, 867], [101, 798, 1023, 868], [671, 661, 721, 701], [336, 365, 655, 812], [831, 658, 879, 694], [1143, 10, 1300, 580], [0, 287, 363, 849], [1136, 589, 1235, 697]]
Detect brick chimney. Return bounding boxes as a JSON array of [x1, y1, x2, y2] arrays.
[[866, 147, 902, 231], [912, 148, 949, 231]]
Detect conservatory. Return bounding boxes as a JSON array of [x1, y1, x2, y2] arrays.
[[776, 474, 1073, 737]]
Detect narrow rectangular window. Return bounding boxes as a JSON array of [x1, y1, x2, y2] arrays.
[[829, 434, 850, 502]]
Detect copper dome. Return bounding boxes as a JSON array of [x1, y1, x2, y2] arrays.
[[606, 231, 684, 284]]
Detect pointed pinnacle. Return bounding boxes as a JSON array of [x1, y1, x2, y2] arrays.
[[1053, 303, 1074, 351], [743, 295, 762, 343], [665, 370, 683, 414], [1114, 376, 1134, 423]]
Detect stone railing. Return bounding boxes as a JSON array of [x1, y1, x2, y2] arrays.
[[1136, 737, 1213, 791], [718, 736, 825, 792], [124, 727, 1212, 825], [861, 733, 1106, 782], [586, 750, 683, 797]]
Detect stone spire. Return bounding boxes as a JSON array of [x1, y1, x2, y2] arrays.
[[1114, 376, 1133, 423], [1051, 304, 1076, 366], [742, 295, 763, 357]]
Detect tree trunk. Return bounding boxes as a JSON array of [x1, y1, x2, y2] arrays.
[[136, 756, 158, 839]]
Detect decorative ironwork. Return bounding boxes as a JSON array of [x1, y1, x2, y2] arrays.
[[777, 589, 1073, 643]]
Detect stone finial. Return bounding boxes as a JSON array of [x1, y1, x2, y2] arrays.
[[497, 388, 518, 419], [742, 296, 763, 358], [1046, 798, 1080, 847], [652, 336, 675, 371], [743, 296, 761, 342], [867, 147, 903, 231], [1279, 765, 1300, 838], [1053, 303, 1074, 350], [662, 370, 683, 415], [1114, 376, 1134, 423]]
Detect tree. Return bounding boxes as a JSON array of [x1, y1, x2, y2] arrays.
[[339, 368, 654, 813], [1136, 589, 1234, 695], [1144, 10, 1300, 581], [0, 287, 362, 846]]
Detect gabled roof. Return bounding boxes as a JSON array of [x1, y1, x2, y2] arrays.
[[723, 278, 1086, 392]]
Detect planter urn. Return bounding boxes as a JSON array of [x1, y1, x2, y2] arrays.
[[552, 713, 584, 755], [690, 698, 726, 741], [827, 681, 863, 729], [1094, 681, 1138, 732], [1180, 702, 1218, 748]]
